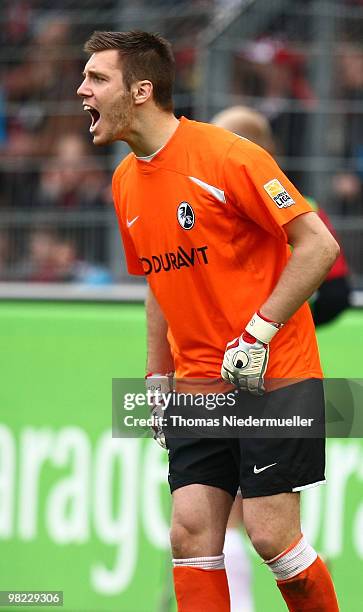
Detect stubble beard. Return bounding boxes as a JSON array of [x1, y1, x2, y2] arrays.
[[91, 91, 133, 146], [105, 93, 134, 145]]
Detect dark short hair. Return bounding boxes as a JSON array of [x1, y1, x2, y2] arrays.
[[84, 30, 175, 111]]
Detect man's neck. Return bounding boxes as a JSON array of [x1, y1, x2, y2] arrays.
[[126, 112, 180, 157]]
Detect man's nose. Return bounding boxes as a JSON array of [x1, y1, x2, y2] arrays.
[[77, 80, 90, 97]]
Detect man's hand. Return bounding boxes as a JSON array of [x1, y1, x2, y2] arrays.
[[145, 373, 174, 448], [221, 334, 269, 395], [221, 312, 283, 395]]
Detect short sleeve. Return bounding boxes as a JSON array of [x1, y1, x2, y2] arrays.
[[223, 138, 314, 240], [112, 171, 144, 276]]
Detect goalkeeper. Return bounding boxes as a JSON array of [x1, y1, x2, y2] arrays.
[[78, 30, 340, 611]]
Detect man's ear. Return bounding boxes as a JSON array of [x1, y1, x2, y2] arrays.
[[132, 80, 153, 105]]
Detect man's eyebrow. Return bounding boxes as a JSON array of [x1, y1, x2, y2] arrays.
[[82, 69, 109, 78]]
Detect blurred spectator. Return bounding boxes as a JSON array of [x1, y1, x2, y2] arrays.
[[0, 1, 32, 48], [0, 11, 90, 210], [3, 14, 84, 158], [161, 1, 216, 118], [332, 43, 363, 214], [232, 37, 316, 184], [15, 228, 60, 281], [35, 134, 110, 209], [52, 236, 113, 284], [174, 45, 197, 118], [14, 228, 112, 284], [305, 198, 351, 325]]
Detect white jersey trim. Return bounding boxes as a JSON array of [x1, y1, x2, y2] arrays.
[[188, 176, 226, 204], [136, 143, 166, 162]]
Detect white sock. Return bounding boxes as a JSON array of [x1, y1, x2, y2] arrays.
[[173, 554, 225, 570], [266, 535, 317, 581], [224, 529, 254, 612]]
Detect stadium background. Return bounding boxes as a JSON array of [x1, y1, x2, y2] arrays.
[[1, 1, 363, 610]]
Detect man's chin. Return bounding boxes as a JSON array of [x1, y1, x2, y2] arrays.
[[92, 132, 109, 146], [92, 127, 124, 146]]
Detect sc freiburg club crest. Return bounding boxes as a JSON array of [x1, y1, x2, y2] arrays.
[[177, 202, 195, 230]]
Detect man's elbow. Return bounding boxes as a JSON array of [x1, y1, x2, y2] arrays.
[[323, 234, 340, 271]]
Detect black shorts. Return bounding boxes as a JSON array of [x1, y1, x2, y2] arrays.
[[166, 379, 326, 499]]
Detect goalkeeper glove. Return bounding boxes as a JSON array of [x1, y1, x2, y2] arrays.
[[145, 372, 174, 449], [221, 311, 283, 395]]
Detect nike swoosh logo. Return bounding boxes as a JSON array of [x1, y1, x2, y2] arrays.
[[253, 463, 277, 474], [127, 216, 139, 228]]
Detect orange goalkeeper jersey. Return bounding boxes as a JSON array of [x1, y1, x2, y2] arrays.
[[112, 117, 322, 379]]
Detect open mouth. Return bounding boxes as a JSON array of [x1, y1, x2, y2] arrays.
[[83, 105, 101, 133]]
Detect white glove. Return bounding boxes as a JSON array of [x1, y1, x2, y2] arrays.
[[221, 312, 283, 395], [145, 372, 174, 449]]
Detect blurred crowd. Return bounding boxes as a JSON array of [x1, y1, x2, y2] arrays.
[[0, 0, 362, 283], [0, 1, 118, 281], [0, 0, 216, 282], [0, 228, 112, 284], [231, 35, 363, 213]]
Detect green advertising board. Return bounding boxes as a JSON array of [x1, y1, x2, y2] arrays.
[[1, 303, 363, 611]]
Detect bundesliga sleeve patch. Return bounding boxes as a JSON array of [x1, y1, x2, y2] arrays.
[[263, 178, 295, 208]]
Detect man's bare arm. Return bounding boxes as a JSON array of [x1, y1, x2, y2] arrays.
[[260, 211, 340, 323], [221, 212, 339, 392], [146, 286, 174, 373]]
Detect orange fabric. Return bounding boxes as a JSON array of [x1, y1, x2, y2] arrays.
[[112, 117, 322, 379], [277, 556, 339, 611], [173, 566, 230, 611]]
